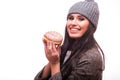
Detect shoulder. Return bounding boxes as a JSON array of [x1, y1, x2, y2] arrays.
[[80, 46, 102, 62], [75, 47, 103, 71]]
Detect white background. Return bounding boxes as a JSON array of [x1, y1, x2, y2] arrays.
[[0, 0, 120, 80]]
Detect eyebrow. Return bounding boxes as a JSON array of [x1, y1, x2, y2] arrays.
[[68, 14, 83, 17], [68, 14, 86, 19]]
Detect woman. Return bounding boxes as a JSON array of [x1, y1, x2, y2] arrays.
[[34, 0, 105, 80]]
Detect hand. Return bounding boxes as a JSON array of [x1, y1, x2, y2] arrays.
[[43, 40, 61, 64]]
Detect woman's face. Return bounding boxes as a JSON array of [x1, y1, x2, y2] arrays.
[[66, 14, 89, 39]]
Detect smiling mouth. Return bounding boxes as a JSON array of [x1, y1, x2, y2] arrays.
[[70, 28, 80, 32]]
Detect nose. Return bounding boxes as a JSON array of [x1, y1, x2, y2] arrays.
[[71, 19, 78, 25]]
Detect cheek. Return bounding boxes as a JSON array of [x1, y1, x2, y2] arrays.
[[66, 22, 70, 32], [66, 26, 70, 34], [66, 21, 70, 27], [83, 25, 89, 32], [80, 26, 89, 36], [80, 21, 89, 32]]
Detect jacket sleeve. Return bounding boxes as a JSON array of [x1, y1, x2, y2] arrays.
[[34, 68, 62, 80], [49, 72, 62, 80], [34, 67, 51, 80]]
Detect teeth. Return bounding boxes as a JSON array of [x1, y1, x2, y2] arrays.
[[71, 28, 78, 30]]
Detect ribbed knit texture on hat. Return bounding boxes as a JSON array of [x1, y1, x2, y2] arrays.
[[68, 0, 99, 27]]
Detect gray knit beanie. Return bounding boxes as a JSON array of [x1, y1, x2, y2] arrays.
[[68, 0, 99, 27]]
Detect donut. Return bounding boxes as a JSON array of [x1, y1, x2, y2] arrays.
[[43, 31, 63, 45]]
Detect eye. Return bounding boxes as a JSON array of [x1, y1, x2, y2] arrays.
[[68, 16, 74, 20], [78, 17, 85, 21]]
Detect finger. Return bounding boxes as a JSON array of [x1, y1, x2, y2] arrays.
[[46, 41, 53, 56], [52, 42, 57, 52], [47, 41, 52, 50], [52, 43, 60, 57]]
